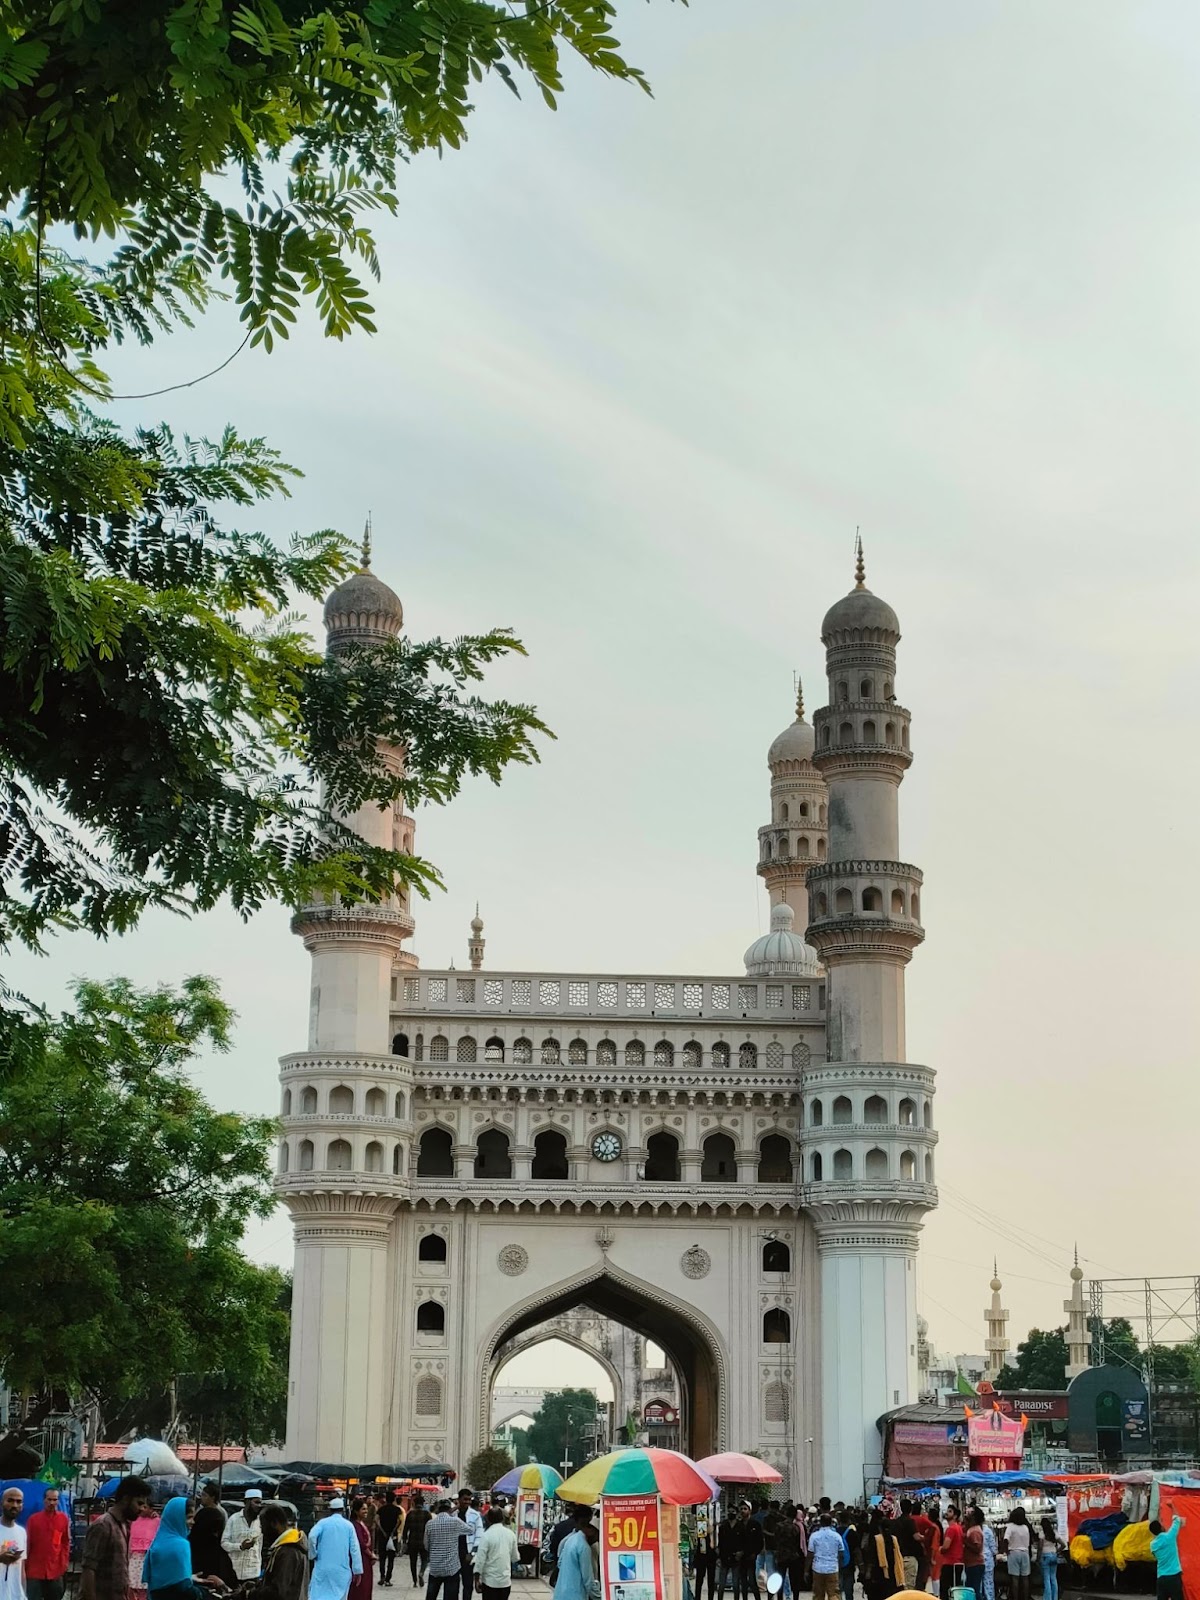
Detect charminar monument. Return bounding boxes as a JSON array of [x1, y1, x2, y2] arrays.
[[275, 540, 936, 1501]]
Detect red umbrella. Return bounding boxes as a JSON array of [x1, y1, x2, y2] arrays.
[[696, 1453, 783, 1485]]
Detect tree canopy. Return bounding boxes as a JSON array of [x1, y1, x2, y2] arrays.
[[0, 975, 284, 1458], [465, 1445, 514, 1491], [0, 2, 652, 347], [526, 1387, 604, 1470]]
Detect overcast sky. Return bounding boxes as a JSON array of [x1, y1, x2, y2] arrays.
[[13, 0, 1200, 1379]]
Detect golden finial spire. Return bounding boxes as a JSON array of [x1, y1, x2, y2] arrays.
[[360, 512, 372, 572], [854, 527, 865, 589], [793, 672, 805, 721]]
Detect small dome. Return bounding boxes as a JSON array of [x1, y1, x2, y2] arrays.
[[768, 716, 815, 767], [1070, 1264, 1084, 1283], [821, 583, 900, 643], [743, 902, 819, 976], [990, 1276, 1002, 1293], [324, 565, 403, 653]]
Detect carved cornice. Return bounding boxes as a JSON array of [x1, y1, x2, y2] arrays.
[[806, 922, 923, 962], [292, 904, 414, 950], [801, 1061, 935, 1089], [806, 860, 923, 884], [812, 748, 913, 777], [280, 1053, 414, 1077], [801, 1180, 936, 1236]]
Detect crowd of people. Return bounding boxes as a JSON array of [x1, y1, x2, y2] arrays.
[[686, 1497, 1068, 1600]]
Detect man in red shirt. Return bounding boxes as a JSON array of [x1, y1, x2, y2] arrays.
[[26, 1488, 71, 1600]]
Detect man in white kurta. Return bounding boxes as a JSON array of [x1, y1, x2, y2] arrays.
[[309, 1503, 363, 1600]]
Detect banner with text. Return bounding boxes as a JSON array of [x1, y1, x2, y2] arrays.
[[601, 1493, 663, 1600], [515, 1490, 544, 1549], [967, 1411, 1025, 1465]]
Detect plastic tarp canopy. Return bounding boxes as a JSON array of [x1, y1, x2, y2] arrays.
[[933, 1471, 1058, 1489]]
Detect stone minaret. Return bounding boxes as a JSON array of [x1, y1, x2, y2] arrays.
[[278, 544, 416, 1459], [985, 1263, 1011, 1379], [1065, 1250, 1091, 1379], [802, 541, 938, 1497], [468, 906, 485, 970], [757, 682, 828, 929]]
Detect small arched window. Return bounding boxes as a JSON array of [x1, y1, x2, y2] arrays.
[[391, 1032, 410, 1057], [838, 721, 853, 745], [898, 1097, 916, 1126], [819, 804, 827, 824], [414, 1032, 424, 1062], [885, 722, 897, 746], [394, 1090, 407, 1119], [860, 677, 872, 698], [644, 1130, 680, 1182], [817, 837, 827, 858], [416, 1127, 454, 1177], [792, 1042, 809, 1072], [457, 1036, 477, 1063], [832, 1094, 852, 1124], [766, 1041, 784, 1071], [418, 1233, 448, 1263], [758, 1133, 792, 1183], [329, 1085, 353, 1114], [821, 726, 831, 748], [833, 1147, 853, 1180], [865, 1147, 888, 1179], [864, 1094, 887, 1124], [475, 1128, 512, 1179], [815, 891, 828, 917], [392, 1144, 402, 1175], [863, 720, 876, 743], [900, 1149, 917, 1180], [327, 1138, 352, 1171], [569, 1038, 588, 1065], [764, 1380, 790, 1422], [278, 1141, 289, 1173], [532, 1129, 569, 1180], [797, 836, 810, 858], [416, 1301, 445, 1335], [810, 1097, 823, 1126], [766, 838, 774, 859], [781, 803, 789, 822], [835, 888, 853, 914], [365, 1086, 385, 1117], [597, 1039, 617, 1065], [712, 1042, 730, 1072], [891, 888, 905, 915], [414, 1374, 442, 1417], [682, 1041, 702, 1071], [763, 1239, 791, 1273], [810, 1151, 823, 1181], [625, 1041, 645, 1068], [701, 1132, 736, 1182], [925, 1153, 934, 1183], [923, 1100, 933, 1129], [512, 1037, 533, 1065], [739, 1042, 758, 1071], [364, 1140, 384, 1173], [299, 1138, 314, 1172], [282, 1088, 292, 1116], [836, 681, 849, 704], [799, 802, 809, 818], [484, 1036, 505, 1062], [763, 1308, 791, 1343], [862, 887, 883, 912], [911, 892, 920, 921], [654, 1041, 674, 1068], [883, 679, 893, 698], [902, 724, 909, 748], [429, 1034, 449, 1061]]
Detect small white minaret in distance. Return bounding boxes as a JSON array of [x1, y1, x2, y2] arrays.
[[1065, 1248, 1091, 1379], [757, 681, 829, 929], [985, 1262, 1011, 1379], [469, 905, 485, 970], [802, 539, 938, 1498]]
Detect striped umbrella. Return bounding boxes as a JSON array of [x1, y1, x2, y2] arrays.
[[492, 1462, 564, 1496], [557, 1448, 719, 1506]]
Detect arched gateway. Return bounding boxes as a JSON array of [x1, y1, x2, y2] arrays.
[[276, 547, 938, 1501]]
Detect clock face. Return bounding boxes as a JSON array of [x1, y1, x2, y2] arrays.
[[591, 1130, 623, 1163]]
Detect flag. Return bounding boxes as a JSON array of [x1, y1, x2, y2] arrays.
[[956, 1371, 977, 1396]]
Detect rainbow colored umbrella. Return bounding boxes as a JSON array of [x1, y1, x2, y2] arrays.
[[492, 1462, 564, 1496], [557, 1448, 718, 1506], [696, 1453, 782, 1485]]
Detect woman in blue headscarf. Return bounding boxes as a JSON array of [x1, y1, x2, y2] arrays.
[[143, 1499, 226, 1600]]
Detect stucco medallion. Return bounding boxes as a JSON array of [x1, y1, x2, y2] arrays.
[[498, 1244, 529, 1276], [680, 1245, 711, 1279]]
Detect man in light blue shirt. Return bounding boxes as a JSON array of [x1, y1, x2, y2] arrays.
[[310, 1500, 363, 1600], [1149, 1516, 1185, 1600]]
